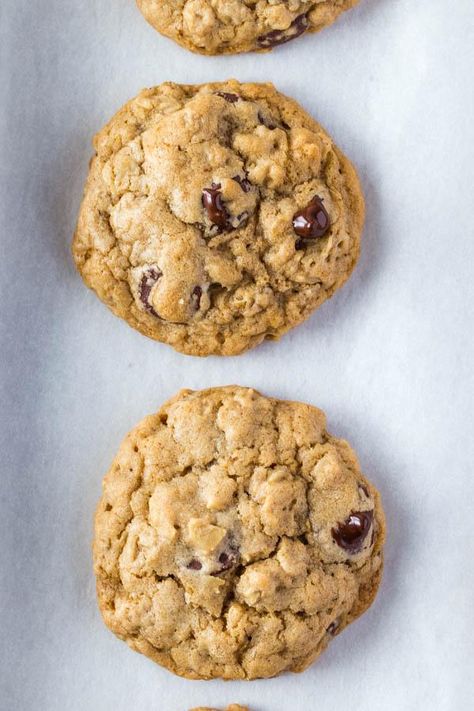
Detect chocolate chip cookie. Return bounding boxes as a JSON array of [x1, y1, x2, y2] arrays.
[[73, 81, 364, 356], [93, 386, 385, 679], [136, 1, 360, 55]]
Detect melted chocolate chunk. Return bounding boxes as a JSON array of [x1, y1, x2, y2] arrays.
[[232, 174, 252, 193], [215, 91, 240, 103], [138, 267, 162, 317], [332, 510, 374, 554], [202, 183, 250, 232], [327, 619, 340, 636], [187, 558, 202, 571], [257, 13, 309, 49], [293, 195, 330, 247], [202, 183, 231, 231], [191, 285, 202, 311]]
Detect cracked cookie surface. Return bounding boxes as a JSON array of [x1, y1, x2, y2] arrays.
[[73, 81, 364, 357], [136, 1, 360, 55], [93, 386, 385, 679]]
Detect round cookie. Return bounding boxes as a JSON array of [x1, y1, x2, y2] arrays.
[[73, 81, 364, 357], [93, 386, 385, 680], [136, 1, 360, 55]]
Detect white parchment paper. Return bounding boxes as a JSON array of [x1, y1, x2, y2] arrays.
[[1, 1, 473, 709]]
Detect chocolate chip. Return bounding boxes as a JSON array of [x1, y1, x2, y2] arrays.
[[293, 195, 330, 247], [257, 13, 309, 49], [232, 174, 252, 193], [215, 91, 240, 103], [327, 619, 340, 636], [187, 558, 202, 571], [138, 267, 162, 317], [202, 183, 250, 233], [218, 552, 233, 570], [257, 112, 290, 131], [257, 112, 277, 130], [191, 285, 202, 311], [202, 183, 231, 231], [212, 545, 240, 575], [332, 510, 374, 554]]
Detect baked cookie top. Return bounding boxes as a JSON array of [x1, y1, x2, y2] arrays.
[[136, 1, 360, 55], [73, 81, 364, 356], [93, 386, 385, 680]]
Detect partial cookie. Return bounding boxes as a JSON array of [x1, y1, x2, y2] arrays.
[[93, 386, 385, 680], [137, 1, 360, 55], [190, 707, 248, 711], [73, 81, 364, 356]]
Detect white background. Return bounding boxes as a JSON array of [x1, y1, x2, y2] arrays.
[[1, 1, 473, 709]]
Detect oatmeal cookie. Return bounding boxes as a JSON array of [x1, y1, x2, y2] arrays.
[[93, 386, 385, 679], [137, 1, 360, 55], [73, 81, 364, 356]]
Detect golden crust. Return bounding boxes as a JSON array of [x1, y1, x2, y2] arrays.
[[73, 81, 364, 356], [93, 386, 384, 680]]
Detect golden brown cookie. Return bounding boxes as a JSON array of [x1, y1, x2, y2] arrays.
[[93, 386, 385, 679], [137, 1, 360, 55], [73, 81, 364, 356]]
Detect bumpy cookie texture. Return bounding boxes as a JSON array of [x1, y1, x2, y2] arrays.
[[73, 81, 364, 356], [93, 386, 385, 680], [136, 1, 360, 55]]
